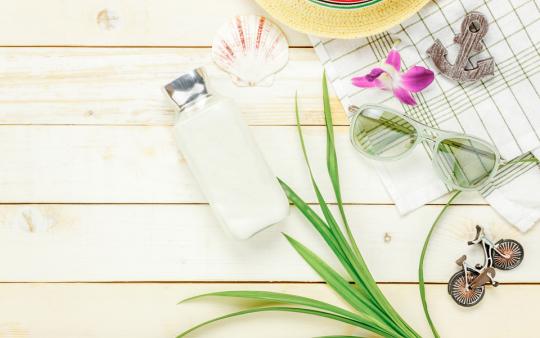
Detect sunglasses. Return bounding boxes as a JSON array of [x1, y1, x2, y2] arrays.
[[349, 105, 503, 191]]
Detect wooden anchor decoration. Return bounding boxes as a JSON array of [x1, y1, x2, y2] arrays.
[[427, 12, 495, 82]]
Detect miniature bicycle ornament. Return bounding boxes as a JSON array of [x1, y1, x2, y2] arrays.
[[448, 225, 524, 307]]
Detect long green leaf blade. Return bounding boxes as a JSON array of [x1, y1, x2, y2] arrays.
[[180, 290, 380, 329], [176, 306, 388, 338], [419, 191, 461, 338], [284, 234, 401, 337], [321, 72, 355, 247], [319, 73, 418, 338], [279, 178, 347, 265], [319, 74, 377, 287], [281, 178, 403, 334], [292, 97, 403, 332], [293, 94, 375, 297]]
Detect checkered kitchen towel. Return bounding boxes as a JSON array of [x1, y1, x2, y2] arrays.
[[312, 0, 540, 231]]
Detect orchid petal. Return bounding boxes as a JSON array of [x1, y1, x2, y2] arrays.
[[401, 66, 435, 92], [366, 67, 385, 80], [393, 87, 416, 105], [385, 49, 401, 71], [351, 76, 383, 88], [351, 68, 386, 88]]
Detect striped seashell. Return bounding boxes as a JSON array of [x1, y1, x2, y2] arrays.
[[212, 15, 289, 86]]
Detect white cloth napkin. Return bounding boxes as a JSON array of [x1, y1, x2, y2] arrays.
[[311, 0, 540, 231]]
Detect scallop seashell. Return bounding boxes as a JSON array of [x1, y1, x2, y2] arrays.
[[212, 15, 289, 86]]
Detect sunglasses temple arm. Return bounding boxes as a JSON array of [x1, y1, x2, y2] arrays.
[[348, 105, 361, 115]]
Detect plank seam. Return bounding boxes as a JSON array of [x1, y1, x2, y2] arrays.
[[0, 281, 537, 285]]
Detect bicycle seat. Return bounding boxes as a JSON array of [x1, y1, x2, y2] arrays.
[[455, 255, 467, 265], [471, 270, 490, 289], [470, 267, 497, 289]]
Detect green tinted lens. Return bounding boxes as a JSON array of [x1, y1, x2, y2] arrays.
[[351, 107, 417, 159], [435, 137, 497, 189]]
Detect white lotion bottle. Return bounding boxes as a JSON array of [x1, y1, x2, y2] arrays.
[[164, 68, 289, 239]]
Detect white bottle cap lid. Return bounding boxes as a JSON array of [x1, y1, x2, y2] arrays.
[[164, 67, 211, 111]]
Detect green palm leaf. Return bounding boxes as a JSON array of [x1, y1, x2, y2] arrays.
[[176, 306, 386, 338], [319, 74, 417, 338], [284, 234, 399, 337], [181, 290, 386, 334], [291, 96, 399, 329]]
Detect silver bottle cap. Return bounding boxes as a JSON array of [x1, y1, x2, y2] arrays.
[[164, 67, 211, 111]]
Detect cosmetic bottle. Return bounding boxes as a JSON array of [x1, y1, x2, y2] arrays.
[[164, 68, 289, 239]]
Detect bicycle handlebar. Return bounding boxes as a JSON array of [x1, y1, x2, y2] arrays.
[[473, 225, 482, 239], [467, 225, 483, 245]]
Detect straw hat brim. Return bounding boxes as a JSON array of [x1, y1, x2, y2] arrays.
[[255, 0, 430, 39]]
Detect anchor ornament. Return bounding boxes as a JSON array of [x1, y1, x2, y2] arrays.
[[427, 12, 495, 82]]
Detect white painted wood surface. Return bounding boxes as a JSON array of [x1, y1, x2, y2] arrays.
[[0, 0, 310, 46], [0, 0, 537, 337], [0, 125, 486, 204], [0, 204, 535, 282], [0, 48, 343, 126], [0, 283, 538, 338]]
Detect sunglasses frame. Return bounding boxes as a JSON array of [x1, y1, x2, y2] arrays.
[[349, 104, 502, 191]]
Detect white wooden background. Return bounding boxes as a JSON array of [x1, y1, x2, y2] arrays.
[[0, 1, 538, 337]]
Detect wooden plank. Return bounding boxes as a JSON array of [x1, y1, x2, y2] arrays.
[[0, 282, 536, 338], [0, 48, 347, 126], [0, 204, 535, 282], [0, 125, 485, 204], [0, 0, 310, 46]]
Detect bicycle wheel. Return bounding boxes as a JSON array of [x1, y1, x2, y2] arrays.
[[493, 239, 524, 270], [448, 270, 485, 307]]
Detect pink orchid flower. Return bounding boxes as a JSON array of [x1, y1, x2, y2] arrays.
[[351, 49, 435, 106]]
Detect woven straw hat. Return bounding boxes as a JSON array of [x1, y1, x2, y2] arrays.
[[254, 0, 430, 39]]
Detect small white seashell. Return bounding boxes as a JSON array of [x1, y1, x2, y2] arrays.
[[212, 15, 289, 86]]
